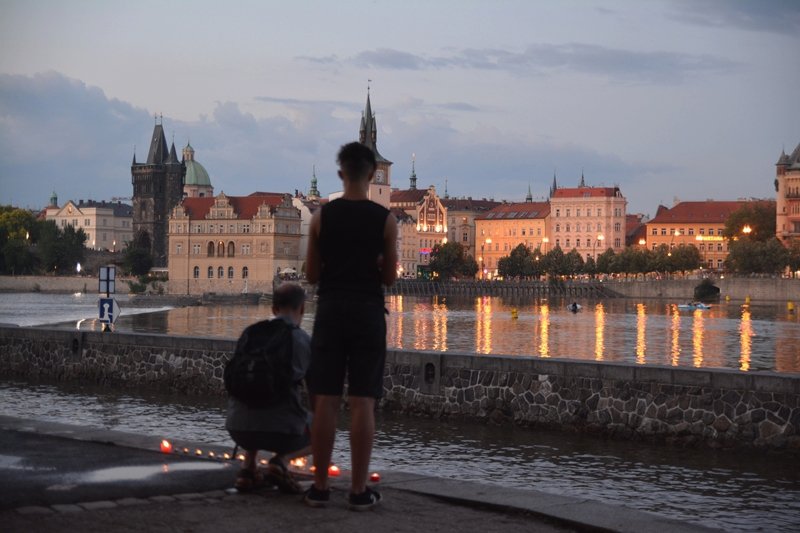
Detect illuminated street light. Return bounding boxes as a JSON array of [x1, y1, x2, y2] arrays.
[[480, 238, 492, 280], [742, 225, 752, 236]]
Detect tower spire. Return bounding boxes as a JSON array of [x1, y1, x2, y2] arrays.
[[410, 153, 417, 190], [444, 178, 449, 199], [309, 165, 320, 200], [579, 169, 585, 188], [550, 169, 558, 198], [526, 182, 533, 202]]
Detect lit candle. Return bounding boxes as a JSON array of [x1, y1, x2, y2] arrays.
[[160, 440, 173, 454], [329, 465, 340, 477], [369, 472, 381, 483]]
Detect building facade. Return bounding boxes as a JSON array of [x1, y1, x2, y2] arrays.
[[475, 201, 550, 279], [443, 197, 501, 259], [45, 194, 133, 251], [645, 201, 747, 270], [131, 119, 186, 267], [182, 143, 214, 199], [549, 178, 627, 258], [775, 142, 800, 244], [167, 192, 302, 295]]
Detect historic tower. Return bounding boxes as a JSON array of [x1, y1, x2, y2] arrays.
[[131, 118, 185, 267], [359, 90, 392, 209]]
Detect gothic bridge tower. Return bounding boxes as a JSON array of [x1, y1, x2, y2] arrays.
[[131, 117, 185, 267], [359, 90, 392, 209]]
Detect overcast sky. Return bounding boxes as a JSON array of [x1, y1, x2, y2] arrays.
[[1, 0, 798, 216]]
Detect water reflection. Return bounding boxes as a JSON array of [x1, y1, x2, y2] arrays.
[[96, 295, 800, 372]]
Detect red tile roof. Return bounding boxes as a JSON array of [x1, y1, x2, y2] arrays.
[[181, 193, 287, 220], [552, 187, 621, 199], [648, 201, 748, 224], [390, 189, 427, 204], [441, 198, 501, 211], [476, 201, 550, 220]]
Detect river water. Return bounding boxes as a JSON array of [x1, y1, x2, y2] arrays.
[[1, 292, 800, 530]]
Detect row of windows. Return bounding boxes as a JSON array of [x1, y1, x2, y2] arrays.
[[650, 227, 723, 236], [193, 266, 250, 279], [173, 222, 299, 234], [657, 242, 728, 252], [177, 242, 257, 255], [554, 238, 622, 249], [556, 223, 605, 233]]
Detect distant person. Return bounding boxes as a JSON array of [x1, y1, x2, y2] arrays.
[[225, 282, 311, 493], [304, 142, 398, 510]]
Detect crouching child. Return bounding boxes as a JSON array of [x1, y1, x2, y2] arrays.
[[224, 282, 311, 492]]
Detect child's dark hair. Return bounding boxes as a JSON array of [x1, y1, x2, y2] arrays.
[[273, 282, 306, 310], [337, 142, 376, 180]]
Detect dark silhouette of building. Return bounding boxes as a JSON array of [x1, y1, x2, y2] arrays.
[[131, 118, 185, 267]]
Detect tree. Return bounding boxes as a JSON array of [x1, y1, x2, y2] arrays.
[[545, 246, 568, 276], [725, 237, 788, 274], [498, 244, 533, 279], [429, 241, 473, 280], [564, 249, 584, 277], [596, 248, 616, 275], [35, 220, 86, 274], [723, 201, 776, 242], [123, 245, 154, 276], [670, 245, 701, 274]]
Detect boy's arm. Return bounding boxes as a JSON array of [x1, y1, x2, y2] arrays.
[[380, 213, 399, 286], [305, 210, 322, 284]]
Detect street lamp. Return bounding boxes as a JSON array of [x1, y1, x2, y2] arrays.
[[480, 238, 492, 280], [112, 240, 116, 253], [594, 234, 604, 258], [638, 238, 646, 247], [742, 225, 752, 236], [542, 236, 549, 254]]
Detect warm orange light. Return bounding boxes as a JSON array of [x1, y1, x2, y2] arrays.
[[369, 472, 381, 483], [309, 465, 316, 473], [329, 465, 341, 477], [195, 449, 202, 456], [208, 451, 215, 458], [237, 454, 246, 461], [260, 459, 268, 465], [160, 440, 173, 454], [290, 457, 307, 468], [223, 453, 231, 460]]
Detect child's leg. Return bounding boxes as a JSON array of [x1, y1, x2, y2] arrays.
[[311, 395, 341, 490], [348, 395, 375, 495], [243, 449, 258, 471]]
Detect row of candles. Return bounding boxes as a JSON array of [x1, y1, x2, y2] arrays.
[[159, 439, 380, 482]]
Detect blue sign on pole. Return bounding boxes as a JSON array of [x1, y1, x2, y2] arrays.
[[99, 298, 121, 324]]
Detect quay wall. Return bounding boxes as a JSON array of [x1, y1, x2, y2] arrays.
[[606, 278, 800, 302], [1, 326, 798, 451]]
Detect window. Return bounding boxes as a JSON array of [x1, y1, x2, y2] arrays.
[[243, 224, 250, 233], [242, 244, 251, 255], [717, 243, 723, 252], [218, 242, 225, 257], [556, 209, 560, 217], [207, 266, 213, 278], [193, 266, 199, 279], [566, 209, 571, 217], [700, 228, 705, 235], [576, 209, 581, 217], [576, 238, 581, 248], [462, 232, 468, 242], [218, 266, 224, 278], [176, 243, 182, 255], [661, 228, 667, 236], [228, 267, 234, 279], [565, 239, 570, 248], [556, 224, 561, 232], [242, 266, 249, 279], [85, 219, 90, 226], [652, 228, 658, 235], [614, 238, 621, 248], [207, 242, 215, 257], [576, 223, 581, 232], [688, 228, 694, 236], [193, 244, 201, 255], [228, 241, 235, 257], [521, 228, 526, 236], [614, 223, 621, 232]]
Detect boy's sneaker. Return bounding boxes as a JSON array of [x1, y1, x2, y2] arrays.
[[304, 485, 330, 508], [348, 487, 382, 511]]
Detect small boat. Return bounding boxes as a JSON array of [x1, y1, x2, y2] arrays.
[[677, 302, 711, 311], [567, 302, 582, 313]]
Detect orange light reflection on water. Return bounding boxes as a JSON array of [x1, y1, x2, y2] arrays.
[[539, 303, 550, 357], [388, 296, 404, 349], [740, 308, 752, 371], [594, 303, 605, 361], [432, 296, 447, 351], [692, 310, 704, 368], [636, 303, 646, 364], [413, 301, 429, 351], [670, 307, 681, 366], [475, 297, 492, 354]]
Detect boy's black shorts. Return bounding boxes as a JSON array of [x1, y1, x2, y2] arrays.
[[308, 298, 386, 399]]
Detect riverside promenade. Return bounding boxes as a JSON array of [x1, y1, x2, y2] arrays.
[[0, 416, 714, 533]]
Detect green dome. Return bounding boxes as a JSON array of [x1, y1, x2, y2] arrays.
[[185, 160, 212, 187]]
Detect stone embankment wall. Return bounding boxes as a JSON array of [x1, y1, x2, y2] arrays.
[[606, 278, 800, 302], [0, 275, 100, 293], [1, 326, 798, 451]]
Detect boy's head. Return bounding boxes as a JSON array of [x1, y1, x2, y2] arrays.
[[272, 282, 306, 325], [337, 142, 376, 182]]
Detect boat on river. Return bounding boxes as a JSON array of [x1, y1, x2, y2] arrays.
[[567, 302, 582, 313], [677, 302, 711, 311]]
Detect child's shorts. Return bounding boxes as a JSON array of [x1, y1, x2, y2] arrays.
[[228, 429, 310, 454], [308, 298, 386, 398]]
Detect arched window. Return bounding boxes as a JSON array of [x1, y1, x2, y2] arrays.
[[242, 266, 249, 279], [228, 241, 235, 257], [207, 266, 213, 278], [218, 242, 225, 257], [228, 266, 234, 279], [218, 266, 224, 278], [193, 266, 199, 279], [207, 241, 215, 257]]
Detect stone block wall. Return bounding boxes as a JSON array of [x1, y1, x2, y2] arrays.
[[1, 326, 798, 451]]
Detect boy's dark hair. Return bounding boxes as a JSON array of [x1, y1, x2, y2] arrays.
[[273, 282, 306, 310], [337, 142, 376, 181]]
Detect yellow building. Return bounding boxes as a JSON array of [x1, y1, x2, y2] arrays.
[[775, 142, 800, 243], [549, 179, 627, 258], [167, 192, 302, 295], [645, 201, 746, 270], [474, 201, 550, 278], [45, 193, 133, 251]]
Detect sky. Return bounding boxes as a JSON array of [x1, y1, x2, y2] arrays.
[[1, 0, 798, 216]]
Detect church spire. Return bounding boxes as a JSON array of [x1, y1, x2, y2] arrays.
[[550, 170, 558, 198], [444, 178, 449, 199], [526, 183, 533, 202], [357, 88, 390, 163], [410, 153, 417, 190], [579, 170, 585, 188], [309, 165, 320, 200]]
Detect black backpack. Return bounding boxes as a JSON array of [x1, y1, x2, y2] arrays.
[[224, 318, 297, 408]]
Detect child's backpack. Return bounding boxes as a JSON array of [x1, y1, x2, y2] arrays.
[[223, 318, 297, 408]]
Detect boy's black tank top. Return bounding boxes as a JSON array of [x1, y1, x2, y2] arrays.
[[317, 198, 389, 302]]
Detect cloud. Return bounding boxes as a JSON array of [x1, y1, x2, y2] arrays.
[[299, 43, 738, 83], [669, 0, 800, 35]]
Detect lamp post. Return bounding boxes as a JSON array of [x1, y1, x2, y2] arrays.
[[112, 240, 116, 253], [742, 225, 752, 236], [696, 235, 705, 270], [594, 234, 604, 258], [480, 238, 492, 280], [542, 236, 549, 254]]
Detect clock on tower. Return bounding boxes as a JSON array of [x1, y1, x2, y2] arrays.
[[374, 168, 385, 184]]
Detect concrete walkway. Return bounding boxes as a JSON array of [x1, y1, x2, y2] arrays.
[[0, 416, 716, 532]]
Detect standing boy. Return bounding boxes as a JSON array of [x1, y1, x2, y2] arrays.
[[225, 282, 311, 493], [304, 142, 398, 510]]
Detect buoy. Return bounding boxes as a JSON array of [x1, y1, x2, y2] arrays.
[[511, 308, 518, 320], [788, 301, 795, 314], [745, 295, 751, 305]]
